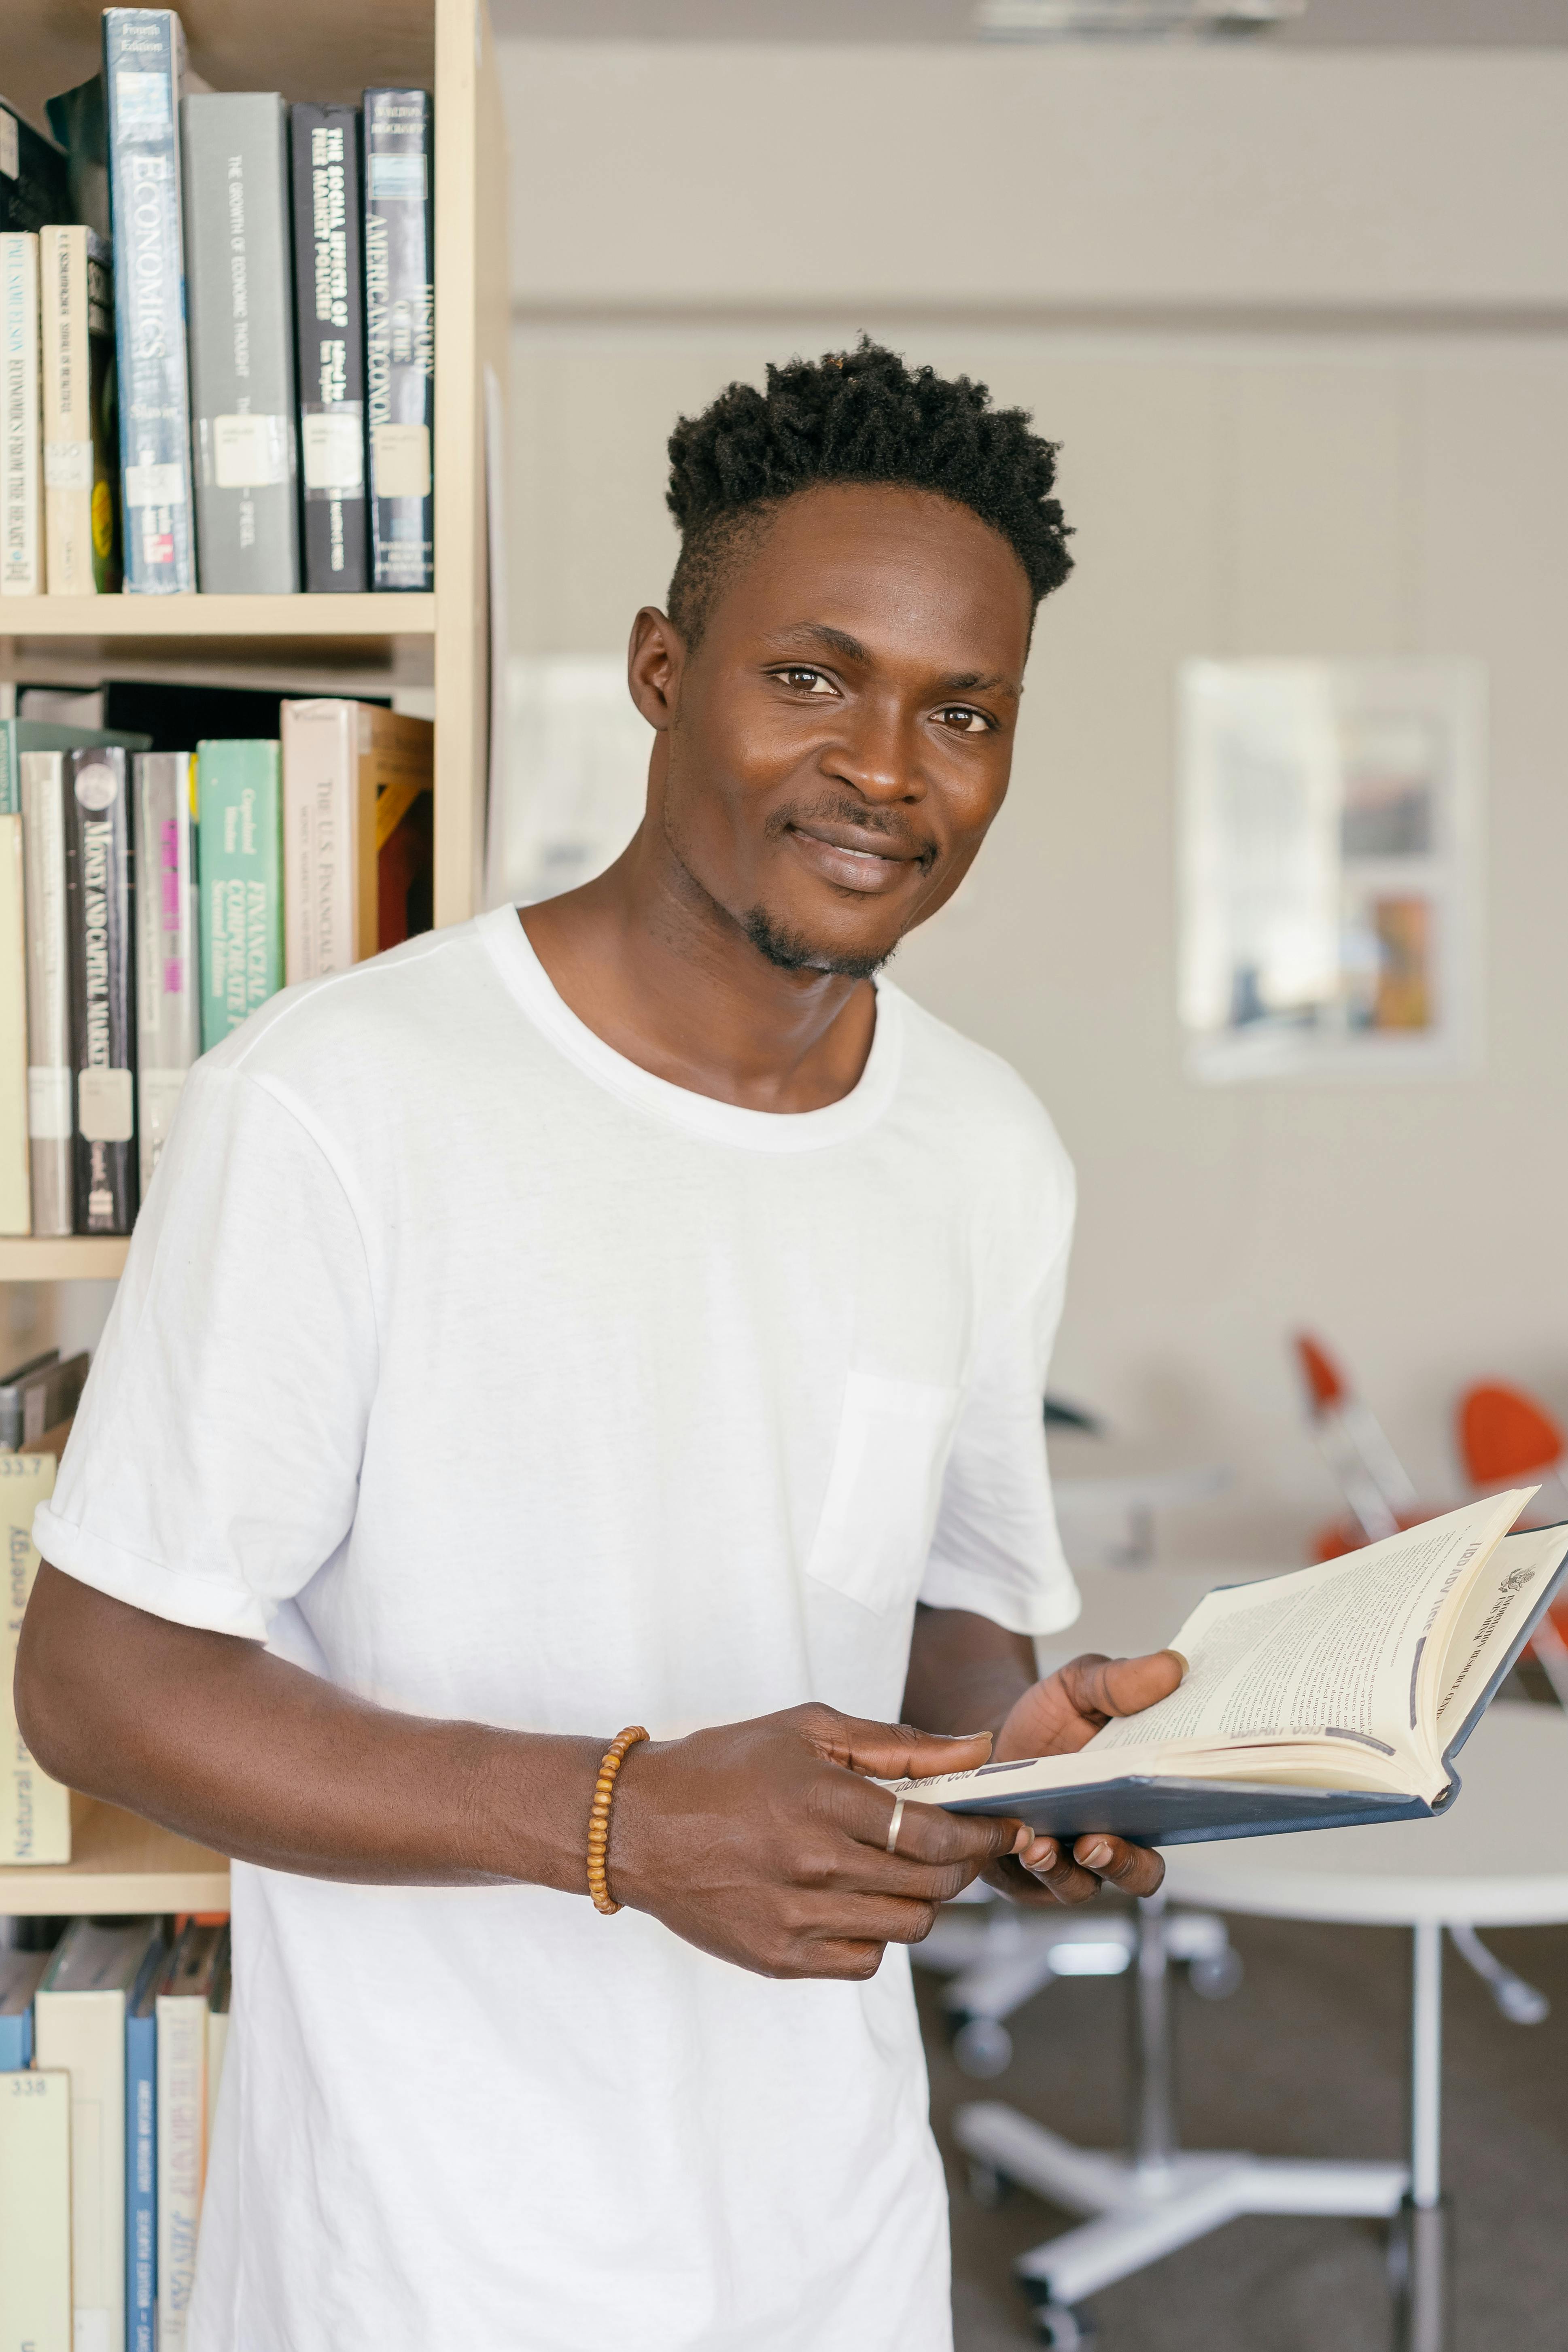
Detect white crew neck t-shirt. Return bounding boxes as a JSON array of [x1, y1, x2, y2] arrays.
[[38, 907, 1080, 2352]]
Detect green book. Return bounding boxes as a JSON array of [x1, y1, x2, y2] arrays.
[[197, 739, 284, 1051]]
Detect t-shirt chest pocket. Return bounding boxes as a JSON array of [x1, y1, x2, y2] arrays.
[[805, 1372, 963, 1617]]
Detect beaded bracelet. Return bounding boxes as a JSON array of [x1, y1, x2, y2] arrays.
[[587, 1725, 648, 1915]]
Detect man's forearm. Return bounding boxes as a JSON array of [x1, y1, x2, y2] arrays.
[[16, 1563, 603, 1891], [900, 1603, 1037, 1739]]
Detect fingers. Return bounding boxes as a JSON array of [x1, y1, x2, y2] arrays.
[[1072, 1835, 1166, 1898], [1054, 1649, 1186, 1726], [986, 1832, 1166, 1907], [800, 1704, 996, 1784]]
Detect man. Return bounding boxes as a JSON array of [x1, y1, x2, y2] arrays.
[[19, 341, 1179, 2351]]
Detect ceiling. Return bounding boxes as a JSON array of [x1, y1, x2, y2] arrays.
[[490, 0, 1568, 42]]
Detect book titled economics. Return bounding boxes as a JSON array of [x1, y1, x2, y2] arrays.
[[889, 1490, 1568, 1848]]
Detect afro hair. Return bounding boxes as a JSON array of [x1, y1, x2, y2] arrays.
[[664, 337, 1073, 646]]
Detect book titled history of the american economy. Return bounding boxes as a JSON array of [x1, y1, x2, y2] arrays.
[[889, 1491, 1568, 1848]]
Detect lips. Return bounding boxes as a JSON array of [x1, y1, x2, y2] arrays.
[[785, 821, 924, 894]]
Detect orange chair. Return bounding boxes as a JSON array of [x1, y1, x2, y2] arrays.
[[1292, 1332, 1430, 1562], [1457, 1382, 1568, 1700]]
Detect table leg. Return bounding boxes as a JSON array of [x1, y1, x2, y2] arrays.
[[1392, 1920, 1451, 2352], [1129, 1890, 1176, 2174]]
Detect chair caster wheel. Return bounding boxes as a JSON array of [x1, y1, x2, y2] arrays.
[[951, 2014, 1014, 2077], [1188, 1948, 1244, 2000], [1030, 2298, 1097, 2349], [965, 2158, 1013, 2211]]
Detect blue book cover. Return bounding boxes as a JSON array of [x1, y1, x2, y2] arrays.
[[104, 8, 197, 593], [0, 1949, 49, 2070], [125, 1932, 165, 2352]]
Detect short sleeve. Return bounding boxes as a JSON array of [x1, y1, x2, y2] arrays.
[[35, 1063, 378, 1642], [917, 1223, 1081, 1639]]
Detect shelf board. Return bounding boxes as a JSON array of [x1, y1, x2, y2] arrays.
[[0, 1796, 229, 1917], [0, 1237, 129, 1282], [0, 594, 434, 639]]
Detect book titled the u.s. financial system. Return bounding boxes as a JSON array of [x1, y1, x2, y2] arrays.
[[888, 1491, 1568, 1849]]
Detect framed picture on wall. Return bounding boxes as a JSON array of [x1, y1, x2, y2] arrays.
[[1178, 659, 1485, 1083]]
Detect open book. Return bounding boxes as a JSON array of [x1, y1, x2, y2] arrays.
[[892, 1491, 1568, 1847]]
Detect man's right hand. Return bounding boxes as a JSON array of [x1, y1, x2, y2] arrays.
[[608, 1704, 1027, 1981]]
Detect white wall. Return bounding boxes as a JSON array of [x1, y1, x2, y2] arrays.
[[501, 44, 1568, 1562]]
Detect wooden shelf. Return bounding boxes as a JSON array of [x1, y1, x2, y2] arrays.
[[0, 1795, 229, 1917], [0, 1238, 130, 1281], [0, 595, 435, 638]]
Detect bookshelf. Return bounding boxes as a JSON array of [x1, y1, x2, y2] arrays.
[[1, 0, 510, 1908]]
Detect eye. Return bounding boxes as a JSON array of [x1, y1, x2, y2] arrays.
[[774, 666, 837, 696], [936, 706, 993, 735]]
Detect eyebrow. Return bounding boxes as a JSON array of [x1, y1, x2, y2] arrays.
[[764, 624, 1018, 699]]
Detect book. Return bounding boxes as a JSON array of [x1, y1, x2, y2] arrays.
[[40, 224, 121, 594], [16, 753, 68, 1232], [45, 74, 113, 242], [182, 93, 300, 593], [205, 1923, 231, 2150], [198, 737, 283, 1049], [0, 231, 41, 597], [35, 1916, 163, 2352], [0, 2067, 73, 2352], [0, 98, 71, 233], [0, 743, 28, 1233], [0, 1451, 67, 1865], [0, 1350, 89, 1450], [125, 1934, 166, 2352], [133, 751, 198, 1194], [65, 745, 137, 1233], [0, 1947, 49, 2070], [291, 103, 369, 593], [364, 88, 433, 592], [156, 1921, 225, 2352], [282, 699, 433, 979], [891, 1491, 1568, 1847], [24, 678, 287, 748], [105, 8, 197, 594]]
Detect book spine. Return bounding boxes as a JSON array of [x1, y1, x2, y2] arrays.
[[104, 8, 197, 594], [364, 89, 433, 592], [0, 1453, 66, 1865], [155, 1991, 206, 2352], [282, 699, 358, 982], [291, 105, 369, 594], [0, 2070, 72, 2352], [125, 2008, 157, 2352], [0, 233, 41, 596], [19, 753, 74, 1236], [182, 94, 300, 594], [64, 746, 137, 1234], [0, 2008, 31, 2070], [86, 233, 123, 591], [34, 1987, 127, 2351], [133, 752, 198, 1195], [0, 815, 30, 1233], [197, 738, 283, 1052], [40, 226, 91, 594], [0, 100, 72, 235]]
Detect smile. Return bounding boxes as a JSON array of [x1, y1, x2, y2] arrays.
[[784, 823, 925, 894]]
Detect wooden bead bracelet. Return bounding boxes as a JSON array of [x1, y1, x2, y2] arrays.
[[587, 1725, 648, 1915]]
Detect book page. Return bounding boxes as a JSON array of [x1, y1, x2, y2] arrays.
[[1434, 1522, 1568, 1735], [1085, 1491, 1528, 1775]]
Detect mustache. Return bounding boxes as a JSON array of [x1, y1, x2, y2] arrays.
[[764, 795, 939, 872]]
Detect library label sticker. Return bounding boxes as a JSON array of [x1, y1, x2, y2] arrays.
[[74, 763, 119, 812], [302, 409, 365, 494], [372, 422, 432, 501], [78, 1069, 134, 1146], [212, 414, 291, 490], [124, 460, 185, 509], [27, 1068, 72, 1143], [44, 441, 94, 492]]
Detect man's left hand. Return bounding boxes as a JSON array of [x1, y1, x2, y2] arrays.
[[982, 1650, 1184, 1906]]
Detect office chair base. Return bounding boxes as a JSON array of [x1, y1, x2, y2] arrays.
[[954, 2101, 1408, 2311]]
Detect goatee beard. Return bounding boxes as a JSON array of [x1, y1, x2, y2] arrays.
[[740, 905, 892, 983]]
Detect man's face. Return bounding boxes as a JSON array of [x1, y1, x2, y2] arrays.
[[635, 483, 1034, 979]]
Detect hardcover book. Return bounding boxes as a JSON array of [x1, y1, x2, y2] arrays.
[[133, 751, 199, 1194], [40, 223, 121, 594], [364, 87, 433, 592], [0, 1449, 66, 1866], [0, 98, 71, 233], [0, 231, 41, 596], [197, 736, 283, 1050], [291, 103, 369, 592], [282, 698, 433, 979], [105, 8, 197, 593], [0, 756, 29, 1233], [891, 1491, 1568, 1848], [35, 1917, 164, 2352], [64, 744, 137, 1234], [125, 1934, 167, 2352], [0, 2067, 72, 2352], [0, 1948, 49, 2070], [182, 92, 300, 592], [157, 1921, 225, 2352]]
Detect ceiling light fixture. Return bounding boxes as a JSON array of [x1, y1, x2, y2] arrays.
[[975, 0, 1304, 37]]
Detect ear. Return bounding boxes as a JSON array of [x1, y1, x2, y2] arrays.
[[628, 607, 685, 731]]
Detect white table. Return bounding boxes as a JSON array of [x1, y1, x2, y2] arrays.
[[957, 1568, 1568, 2352]]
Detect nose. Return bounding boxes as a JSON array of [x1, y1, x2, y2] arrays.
[[823, 695, 925, 806]]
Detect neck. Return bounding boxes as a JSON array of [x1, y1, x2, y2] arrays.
[[518, 822, 880, 1115]]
